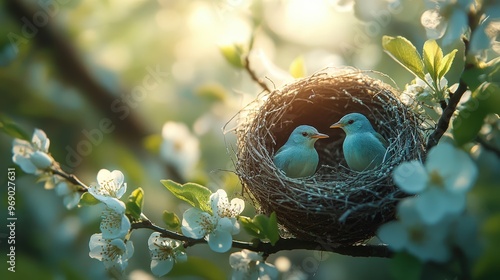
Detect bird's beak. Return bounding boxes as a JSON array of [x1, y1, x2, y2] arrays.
[[330, 122, 344, 129], [311, 132, 329, 139]]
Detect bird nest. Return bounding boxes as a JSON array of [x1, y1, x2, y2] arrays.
[[232, 70, 426, 245]]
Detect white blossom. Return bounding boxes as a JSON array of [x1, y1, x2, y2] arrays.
[[421, 9, 447, 39], [230, 249, 279, 280], [12, 128, 54, 174], [401, 74, 448, 123], [160, 122, 200, 179], [147, 232, 187, 277], [393, 142, 478, 224], [377, 198, 451, 263], [55, 180, 81, 209], [181, 189, 244, 253], [212, 189, 245, 221], [89, 233, 134, 274], [100, 201, 131, 240], [88, 169, 127, 210], [403, 74, 448, 102]]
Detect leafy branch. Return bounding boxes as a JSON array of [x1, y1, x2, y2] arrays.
[[51, 167, 391, 258], [131, 219, 392, 258], [382, 6, 489, 151], [219, 31, 272, 93]]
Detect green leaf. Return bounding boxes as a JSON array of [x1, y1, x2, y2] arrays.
[[162, 210, 181, 231], [423, 39, 442, 82], [219, 44, 245, 69], [474, 82, 500, 114], [126, 187, 144, 220], [437, 49, 457, 80], [240, 212, 280, 245], [79, 192, 100, 206], [254, 214, 274, 242], [289, 55, 306, 78], [239, 216, 266, 239], [462, 67, 486, 92], [453, 99, 487, 146], [390, 252, 422, 280], [267, 212, 280, 245], [453, 82, 500, 145], [160, 180, 212, 213], [462, 57, 500, 91], [382, 36, 425, 80], [169, 256, 226, 280], [131, 187, 145, 208], [0, 116, 29, 140]]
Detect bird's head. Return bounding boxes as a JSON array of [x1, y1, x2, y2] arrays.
[[330, 113, 375, 135], [289, 125, 329, 147]]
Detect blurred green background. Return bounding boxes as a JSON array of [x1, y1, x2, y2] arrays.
[[0, 0, 472, 279]]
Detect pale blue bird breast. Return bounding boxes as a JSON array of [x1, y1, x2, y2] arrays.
[[343, 131, 388, 171]]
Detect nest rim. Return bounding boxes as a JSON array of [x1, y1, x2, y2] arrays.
[[232, 69, 426, 244]]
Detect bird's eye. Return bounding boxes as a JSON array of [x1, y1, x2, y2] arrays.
[[347, 119, 354, 124], [301, 132, 308, 137]]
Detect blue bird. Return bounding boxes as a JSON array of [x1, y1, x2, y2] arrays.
[[273, 125, 329, 178], [330, 113, 389, 171]]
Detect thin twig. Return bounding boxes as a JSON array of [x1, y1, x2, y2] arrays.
[[51, 168, 89, 192], [131, 220, 392, 258], [244, 54, 272, 93], [243, 29, 272, 93]]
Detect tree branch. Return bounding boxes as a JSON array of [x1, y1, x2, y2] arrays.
[[439, 99, 447, 111], [131, 220, 392, 258], [5, 1, 149, 144], [426, 7, 483, 150], [6, 1, 184, 182], [426, 80, 468, 150], [51, 166, 392, 258]]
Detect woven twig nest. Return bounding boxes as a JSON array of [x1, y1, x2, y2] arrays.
[[233, 70, 426, 245]]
